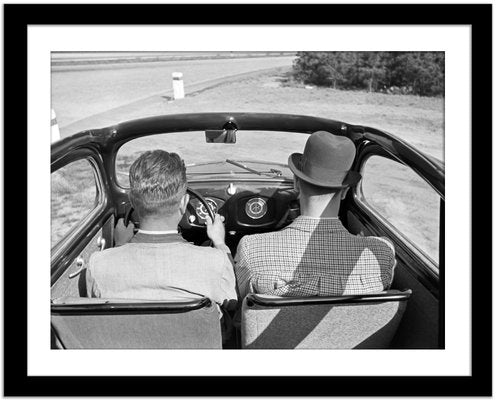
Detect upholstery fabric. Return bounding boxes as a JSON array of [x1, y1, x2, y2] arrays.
[[241, 296, 408, 349], [235, 216, 396, 298], [86, 233, 237, 307], [51, 299, 222, 349]]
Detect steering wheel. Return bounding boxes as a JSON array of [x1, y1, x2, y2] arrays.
[[123, 187, 215, 228]]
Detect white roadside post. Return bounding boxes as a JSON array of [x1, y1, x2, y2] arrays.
[[172, 72, 185, 100], [51, 108, 60, 143]]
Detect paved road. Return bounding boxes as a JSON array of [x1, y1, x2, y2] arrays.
[[52, 51, 293, 64], [51, 55, 295, 133]]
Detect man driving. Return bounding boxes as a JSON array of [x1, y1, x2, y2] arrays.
[[234, 131, 396, 298], [86, 150, 237, 308]]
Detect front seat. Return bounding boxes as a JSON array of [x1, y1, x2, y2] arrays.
[[241, 289, 411, 349], [51, 296, 222, 349]]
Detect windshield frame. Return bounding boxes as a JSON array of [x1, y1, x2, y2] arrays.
[[103, 112, 346, 193], [112, 132, 320, 190]]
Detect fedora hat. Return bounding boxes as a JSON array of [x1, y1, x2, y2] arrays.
[[288, 131, 361, 188]]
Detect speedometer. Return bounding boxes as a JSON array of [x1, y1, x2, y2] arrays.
[[245, 197, 268, 220], [196, 198, 218, 219]]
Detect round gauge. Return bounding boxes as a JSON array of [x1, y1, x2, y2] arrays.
[[245, 197, 268, 220], [196, 198, 218, 220]]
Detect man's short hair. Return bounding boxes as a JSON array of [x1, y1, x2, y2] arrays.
[[129, 150, 187, 218]]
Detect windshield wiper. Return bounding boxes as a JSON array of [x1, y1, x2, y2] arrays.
[[225, 159, 282, 177], [226, 159, 262, 175]]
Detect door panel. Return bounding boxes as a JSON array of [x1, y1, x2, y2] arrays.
[[51, 146, 114, 349], [51, 148, 114, 284], [389, 263, 439, 348], [344, 139, 443, 349], [346, 211, 439, 348], [51, 215, 114, 299]]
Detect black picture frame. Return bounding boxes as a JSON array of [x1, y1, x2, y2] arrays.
[[4, 3, 491, 396]]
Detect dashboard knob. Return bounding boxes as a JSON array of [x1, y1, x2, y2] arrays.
[[227, 183, 237, 195]]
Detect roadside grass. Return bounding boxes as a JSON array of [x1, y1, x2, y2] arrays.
[[51, 160, 97, 247], [146, 67, 443, 159], [362, 157, 440, 262]]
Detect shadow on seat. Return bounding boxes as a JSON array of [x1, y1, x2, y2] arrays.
[[51, 296, 222, 349], [241, 289, 412, 349]]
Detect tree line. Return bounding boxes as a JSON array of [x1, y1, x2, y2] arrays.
[[292, 52, 444, 97]]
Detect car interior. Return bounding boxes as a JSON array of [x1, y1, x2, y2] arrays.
[[51, 116, 442, 350], [51, 179, 435, 350]]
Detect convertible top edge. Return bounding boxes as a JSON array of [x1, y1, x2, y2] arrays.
[[51, 113, 443, 197], [51, 130, 100, 164], [108, 112, 349, 140], [361, 126, 445, 196]]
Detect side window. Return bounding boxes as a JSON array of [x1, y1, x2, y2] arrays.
[[51, 158, 101, 249], [359, 155, 441, 265]]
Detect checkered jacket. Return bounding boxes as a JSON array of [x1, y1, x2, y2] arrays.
[[234, 216, 395, 299]]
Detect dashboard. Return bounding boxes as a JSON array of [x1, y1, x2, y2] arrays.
[[189, 196, 272, 223], [180, 180, 300, 234], [124, 180, 300, 252]]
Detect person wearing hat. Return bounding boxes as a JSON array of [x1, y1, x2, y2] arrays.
[[234, 131, 396, 298]]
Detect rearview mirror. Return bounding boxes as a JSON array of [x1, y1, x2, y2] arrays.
[[205, 129, 237, 144]]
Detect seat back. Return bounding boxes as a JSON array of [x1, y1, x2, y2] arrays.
[[51, 297, 222, 349], [241, 290, 411, 349]]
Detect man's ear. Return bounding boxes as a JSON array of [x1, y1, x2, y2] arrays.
[[179, 192, 190, 215], [341, 187, 350, 200]]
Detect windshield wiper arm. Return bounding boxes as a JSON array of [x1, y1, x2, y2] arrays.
[[225, 159, 263, 175], [225, 159, 284, 177]]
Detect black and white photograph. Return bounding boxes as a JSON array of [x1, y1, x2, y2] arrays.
[[50, 50, 444, 351], [4, 2, 491, 397]]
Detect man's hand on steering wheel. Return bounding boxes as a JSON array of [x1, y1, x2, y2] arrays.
[[205, 213, 225, 246], [205, 214, 230, 254]]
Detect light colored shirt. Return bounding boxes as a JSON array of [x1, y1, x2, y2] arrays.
[[234, 216, 395, 299], [86, 233, 237, 308], [137, 229, 178, 235]]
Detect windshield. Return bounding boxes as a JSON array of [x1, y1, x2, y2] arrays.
[[115, 130, 309, 186]]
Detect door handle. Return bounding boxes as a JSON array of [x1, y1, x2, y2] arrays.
[[97, 236, 106, 251], [68, 257, 84, 279]]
